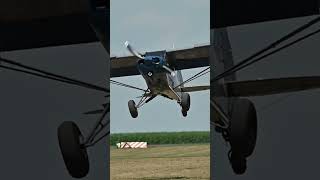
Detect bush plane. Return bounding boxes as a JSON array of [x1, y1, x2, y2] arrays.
[[110, 41, 210, 118], [4, 0, 319, 178]]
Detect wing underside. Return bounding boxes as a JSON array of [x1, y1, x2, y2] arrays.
[[0, 0, 107, 52], [111, 45, 209, 77], [179, 85, 210, 92], [225, 76, 320, 97]]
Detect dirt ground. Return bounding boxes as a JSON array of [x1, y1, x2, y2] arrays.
[[110, 144, 210, 180]]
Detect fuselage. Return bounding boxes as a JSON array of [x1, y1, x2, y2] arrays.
[[136, 51, 183, 100]]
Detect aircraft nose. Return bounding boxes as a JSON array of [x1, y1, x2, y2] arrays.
[[143, 58, 157, 66], [138, 59, 145, 64], [152, 57, 161, 64]]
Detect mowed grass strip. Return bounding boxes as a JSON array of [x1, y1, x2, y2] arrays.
[[110, 131, 209, 145], [111, 144, 210, 180]]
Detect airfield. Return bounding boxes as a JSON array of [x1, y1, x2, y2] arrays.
[[111, 144, 209, 180], [110, 131, 210, 179]]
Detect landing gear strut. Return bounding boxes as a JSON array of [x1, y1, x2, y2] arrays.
[[58, 102, 110, 178], [211, 98, 257, 174], [58, 121, 89, 178], [127, 90, 154, 118]]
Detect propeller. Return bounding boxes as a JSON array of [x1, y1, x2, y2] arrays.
[[124, 41, 175, 76], [125, 41, 144, 59]]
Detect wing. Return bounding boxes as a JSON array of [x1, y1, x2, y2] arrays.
[[0, 0, 108, 52], [111, 56, 140, 77], [179, 85, 210, 92], [111, 45, 209, 77], [225, 76, 320, 97]]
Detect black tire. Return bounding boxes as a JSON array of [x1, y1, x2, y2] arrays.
[[230, 153, 247, 175], [230, 98, 257, 158], [58, 121, 89, 178], [128, 100, 138, 118], [182, 110, 187, 117], [181, 93, 190, 111]]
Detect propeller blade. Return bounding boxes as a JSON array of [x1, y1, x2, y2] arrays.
[[125, 41, 144, 59], [162, 65, 175, 76]]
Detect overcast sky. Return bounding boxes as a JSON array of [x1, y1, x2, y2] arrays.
[[110, 0, 210, 133]]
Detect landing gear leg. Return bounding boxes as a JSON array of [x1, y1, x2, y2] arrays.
[[58, 102, 110, 178], [128, 90, 154, 118], [58, 121, 89, 178]]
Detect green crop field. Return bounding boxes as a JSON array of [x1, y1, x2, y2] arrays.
[[110, 131, 210, 146]]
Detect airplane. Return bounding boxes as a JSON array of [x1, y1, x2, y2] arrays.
[[3, 0, 317, 178], [110, 41, 210, 118], [211, 26, 320, 174]]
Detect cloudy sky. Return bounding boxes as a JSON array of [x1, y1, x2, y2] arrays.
[[110, 0, 210, 133]]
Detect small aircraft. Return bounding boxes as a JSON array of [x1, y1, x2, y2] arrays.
[[111, 41, 210, 118]]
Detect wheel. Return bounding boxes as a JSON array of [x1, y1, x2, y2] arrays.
[[230, 98, 257, 158], [58, 121, 89, 178], [230, 153, 247, 175], [182, 109, 187, 117], [181, 93, 190, 111], [128, 100, 138, 118]]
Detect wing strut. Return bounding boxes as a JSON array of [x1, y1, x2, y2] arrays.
[[0, 57, 108, 93], [212, 15, 320, 83], [174, 67, 210, 89], [110, 79, 148, 92]]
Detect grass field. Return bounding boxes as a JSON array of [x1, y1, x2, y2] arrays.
[[111, 144, 210, 180]]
